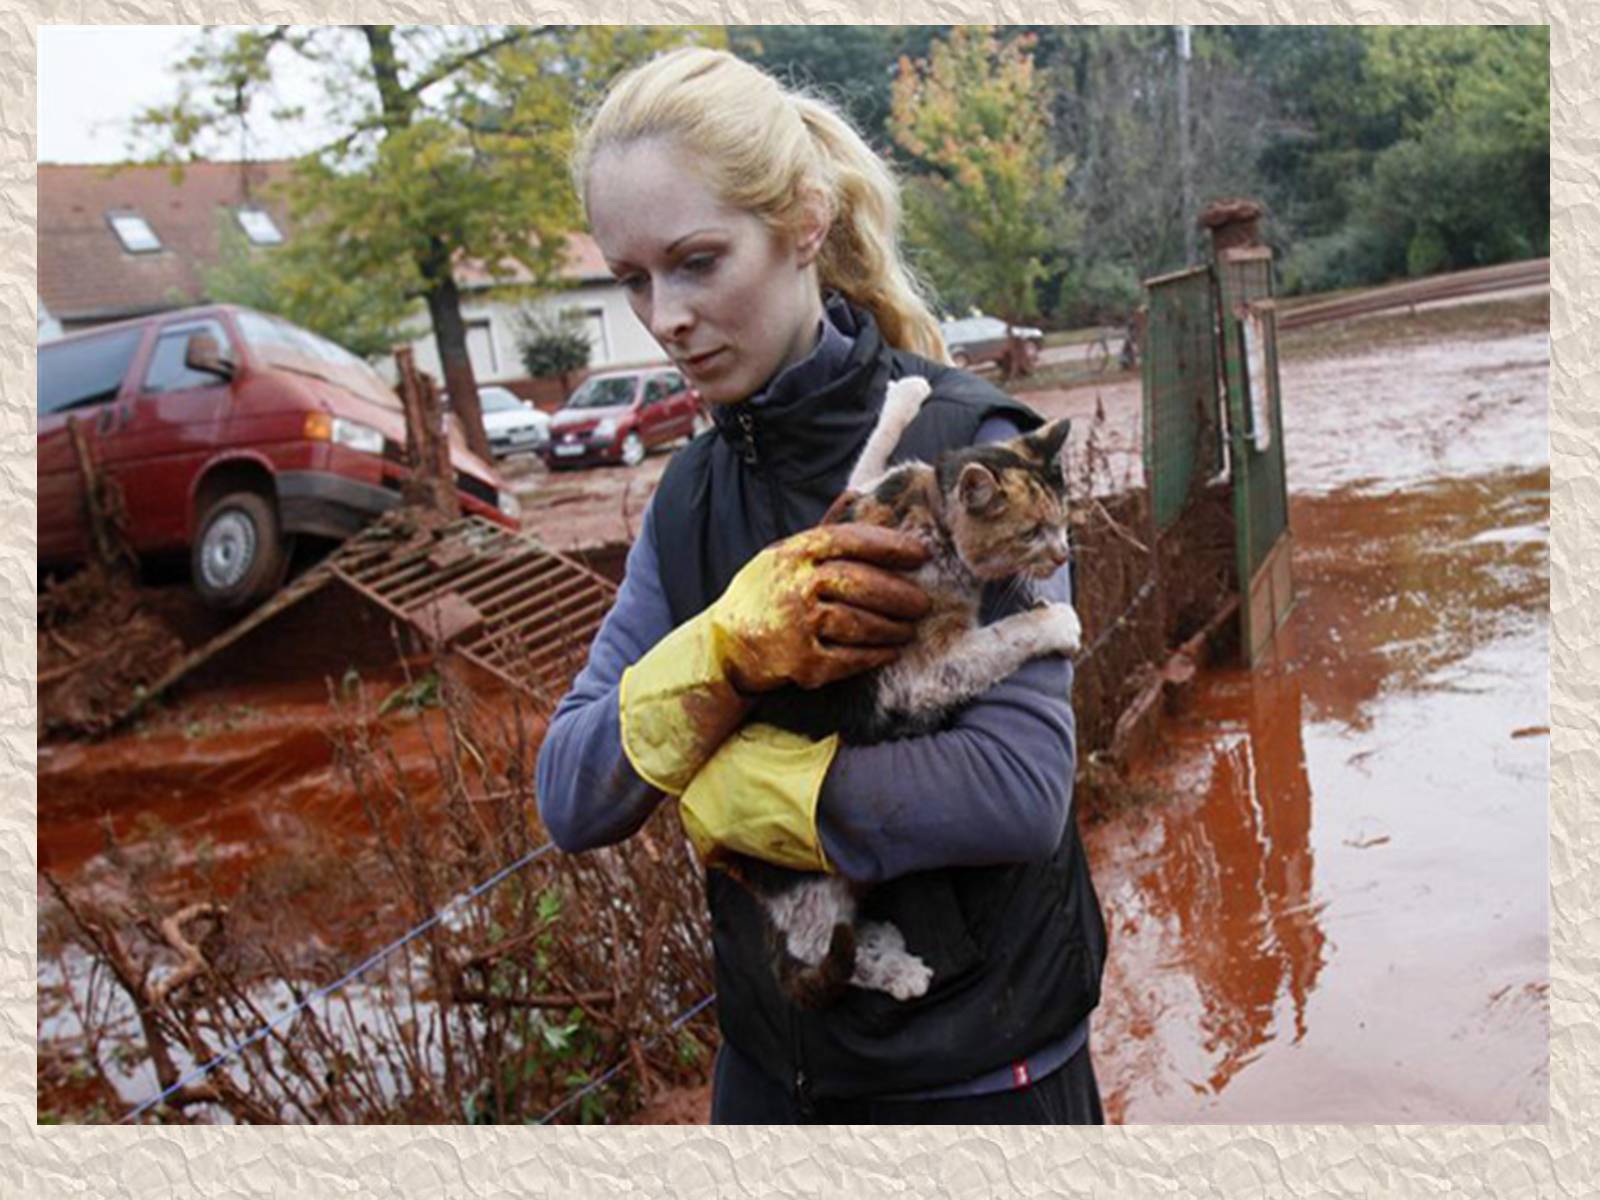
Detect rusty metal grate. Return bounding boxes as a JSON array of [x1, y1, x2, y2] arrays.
[[326, 513, 618, 707], [114, 511, 618, 729]]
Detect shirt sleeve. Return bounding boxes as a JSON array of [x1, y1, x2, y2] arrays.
[[814, 413, 1078, 883], [534, 503, 673, 852]]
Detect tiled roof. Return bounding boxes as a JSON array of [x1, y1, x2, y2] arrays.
[[38, 160, 296, 323], [39, 159, 611, 323]]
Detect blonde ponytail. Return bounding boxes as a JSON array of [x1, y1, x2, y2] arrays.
[[573, 48, 949, 363]]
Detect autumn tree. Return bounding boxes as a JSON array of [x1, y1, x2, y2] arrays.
[[136, 25, 712, 458], [889, 26, 1075, 364]]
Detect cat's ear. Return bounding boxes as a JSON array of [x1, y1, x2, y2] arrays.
[[958, 463, 1004, 514], [1028, 417, 1073, 468]]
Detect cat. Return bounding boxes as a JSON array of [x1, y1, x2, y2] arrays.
[[728, 375, 1082, 1010]]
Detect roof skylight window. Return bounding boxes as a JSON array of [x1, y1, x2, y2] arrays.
[[108, 212, 161, 253], [236, 208, 284, 246]]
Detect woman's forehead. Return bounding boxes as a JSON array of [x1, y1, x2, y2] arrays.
[[586, 138, 747, 262]]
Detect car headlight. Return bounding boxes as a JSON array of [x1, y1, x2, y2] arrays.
[[592, 418, 617, 441], [304, 413, 385, 454], [497, 491, 521, 521]]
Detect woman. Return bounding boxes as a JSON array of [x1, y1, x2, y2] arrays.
[[535, 47, 1106, 1124]]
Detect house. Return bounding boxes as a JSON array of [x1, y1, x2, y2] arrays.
[[35, 159, 658, 384], [37, 160, 296, 332]]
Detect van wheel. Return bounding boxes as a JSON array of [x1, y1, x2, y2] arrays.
[[620, 432, 646, 467], [192, 491, 287, 610]]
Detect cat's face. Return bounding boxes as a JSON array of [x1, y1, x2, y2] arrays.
[[940, 418, 1073, 581]]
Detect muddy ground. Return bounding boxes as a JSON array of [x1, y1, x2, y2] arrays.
[[37, 293, 1549, 1124]]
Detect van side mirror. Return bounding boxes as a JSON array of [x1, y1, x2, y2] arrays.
[[185, 332, 234, 379]]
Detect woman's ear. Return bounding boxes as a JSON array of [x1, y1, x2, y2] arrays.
[[793, 191, 832, 268]]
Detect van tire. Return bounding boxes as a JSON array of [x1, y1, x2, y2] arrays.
[[191, 490, 287, 610]]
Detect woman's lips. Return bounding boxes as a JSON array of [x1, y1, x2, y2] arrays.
[[682, 348, 726, 374]]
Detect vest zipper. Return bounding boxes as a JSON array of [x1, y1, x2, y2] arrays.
[[735, 408, 788, 535]]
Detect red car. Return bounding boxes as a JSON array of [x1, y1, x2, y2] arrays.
[[541, 366, 706, 469], [38, 304, 519, 609]]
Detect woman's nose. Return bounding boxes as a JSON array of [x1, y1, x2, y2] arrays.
[[650, 283, 694, 344]]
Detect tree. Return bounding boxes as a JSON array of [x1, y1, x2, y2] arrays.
[[135, 25, 714, 458], [889, 26, 1075, 360], [200, 208, 412, 360]]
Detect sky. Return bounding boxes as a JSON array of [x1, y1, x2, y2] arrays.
[[36, 25, 335, 164]]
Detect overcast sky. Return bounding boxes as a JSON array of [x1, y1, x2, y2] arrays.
[[37, 25, 334, 164]]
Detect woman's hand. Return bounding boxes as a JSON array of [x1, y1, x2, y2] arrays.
[[618, 522, 929, 797], [711, 523, 931, 694]]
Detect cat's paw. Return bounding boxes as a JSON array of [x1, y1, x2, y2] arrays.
[[884, 955, 933, 1001], [883, 375, 932, 426], [1035, 601, 1083, 655]]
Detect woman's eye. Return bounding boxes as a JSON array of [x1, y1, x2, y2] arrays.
[[617, 274, 648, 294], [682, 253, 718, 275]]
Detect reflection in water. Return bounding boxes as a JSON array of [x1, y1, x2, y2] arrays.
[[1089, 465, 1548, 1123], [1134, 669, 1324, 1096]]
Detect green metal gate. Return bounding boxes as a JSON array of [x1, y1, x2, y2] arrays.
[[1140, 242, 1294, 666], [1143, 265, 1222, 531], [1215, 247, 1294, 665]]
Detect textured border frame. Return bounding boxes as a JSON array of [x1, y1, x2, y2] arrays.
[[7, 5, 1590, 1196]]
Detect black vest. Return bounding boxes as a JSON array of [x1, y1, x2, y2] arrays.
[[651, 304, 1107, 1103]]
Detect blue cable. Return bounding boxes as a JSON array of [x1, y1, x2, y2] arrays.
[[120, 838, 559, 1124]]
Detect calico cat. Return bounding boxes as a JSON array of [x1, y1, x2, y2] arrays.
[[730, 375, 1082, 1009]]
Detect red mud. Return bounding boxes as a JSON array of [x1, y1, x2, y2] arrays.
[[37, 305, 1548, 1124]]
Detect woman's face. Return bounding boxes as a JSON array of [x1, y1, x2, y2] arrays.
[[585, 137, 826, 406]]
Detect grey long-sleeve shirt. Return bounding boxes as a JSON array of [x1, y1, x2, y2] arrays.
[[534, 415, 1077, 883]]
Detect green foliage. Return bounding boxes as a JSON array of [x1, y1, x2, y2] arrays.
[[202, 208, 413, 360], [136, 26, 720, 454], [890, 27, 1074, 324], [514, 306, 591, 378], [378, 671, 441, 716]]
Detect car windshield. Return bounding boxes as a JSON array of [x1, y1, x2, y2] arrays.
[[480, 389, 523, 413], [566, 376, 637, 410]]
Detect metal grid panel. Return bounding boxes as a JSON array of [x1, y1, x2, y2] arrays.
[[1142, 265, 1221, 530]]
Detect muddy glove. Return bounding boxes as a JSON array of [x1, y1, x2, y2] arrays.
[[618, 524, 930, 798]]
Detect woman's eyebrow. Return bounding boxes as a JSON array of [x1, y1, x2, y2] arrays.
[[665, 227, 725, 253], [606, 227, 726, 275]]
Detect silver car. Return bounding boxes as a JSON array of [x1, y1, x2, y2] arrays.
[[939, 314, 1044, 371], [478, 385, 551, 457]]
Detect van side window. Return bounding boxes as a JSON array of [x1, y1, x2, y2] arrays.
[[143, 320, 234, 393], [664, 373, 687, 395], [37, 327, 144, 415], [644, 378, 669, 406]]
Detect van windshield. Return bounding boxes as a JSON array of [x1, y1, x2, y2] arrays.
[[235, 310, 399, 408]]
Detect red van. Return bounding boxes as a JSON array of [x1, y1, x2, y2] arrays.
[[38, 305, 520, 609]]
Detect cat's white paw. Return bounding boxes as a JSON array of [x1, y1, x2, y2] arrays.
[[884, 954, 933, 1001], [1036, 601, 1082, 655], [883, 375, 932, 426]]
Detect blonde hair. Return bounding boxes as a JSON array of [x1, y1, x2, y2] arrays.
[[572, 47, 948, 362]]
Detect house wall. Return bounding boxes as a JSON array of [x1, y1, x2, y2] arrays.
[[395, 284, 666, 399]]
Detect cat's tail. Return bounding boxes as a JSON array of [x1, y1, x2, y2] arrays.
[[846, 374, 933, 493], [779, 922, 857, 1010]]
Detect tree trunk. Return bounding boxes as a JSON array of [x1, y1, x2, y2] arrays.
[[424, 268, 492, 462], [361, 24, 492, 464]]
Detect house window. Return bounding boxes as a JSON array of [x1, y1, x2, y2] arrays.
[[236, 208, 284, 245], [108, 212, 161, 253]]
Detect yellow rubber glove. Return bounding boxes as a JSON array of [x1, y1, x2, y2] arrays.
[[618, 523, 929, 798], [679, 724, 841, 871]]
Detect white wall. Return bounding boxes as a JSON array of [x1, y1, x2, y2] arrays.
[[394, 282, 667, 388]]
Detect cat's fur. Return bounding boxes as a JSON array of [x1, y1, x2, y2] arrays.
[[730, 375, 1082, 1009]]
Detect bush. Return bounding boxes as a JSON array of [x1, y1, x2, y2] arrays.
[[515, 307, 591, 379]]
